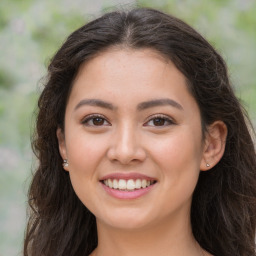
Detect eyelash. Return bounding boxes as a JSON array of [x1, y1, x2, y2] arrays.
[[81, 114, 110, 127], [144, 114, 175, 127], [81, 114, 175, 127]]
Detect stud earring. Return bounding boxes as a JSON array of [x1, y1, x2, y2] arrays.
[[206, 163, 210, 167], [63, 159, 69, 167]]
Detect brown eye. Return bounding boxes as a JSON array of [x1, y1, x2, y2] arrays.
[[92, 117, 104, 126], [153, 118, 166, 126], [144, 115, 175, 127], [82, 115, 110, 127]]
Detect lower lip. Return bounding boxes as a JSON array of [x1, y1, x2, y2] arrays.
[[101, 182, 156, 199]]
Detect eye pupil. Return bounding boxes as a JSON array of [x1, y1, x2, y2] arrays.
[[153, 118, 165, 126], [93, 117, 104, 125]]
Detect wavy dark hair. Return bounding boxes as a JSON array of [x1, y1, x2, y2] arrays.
[[24, 7, 256, 256]]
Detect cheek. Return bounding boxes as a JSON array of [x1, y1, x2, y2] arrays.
[[150, 129, 203, 192], [153, 129, 202, 167], [65, 130, 108, 172], [64, 133, 107, 209]]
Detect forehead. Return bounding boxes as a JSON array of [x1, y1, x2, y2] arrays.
[[67, 48, 198, 113], [74, 48, 170, 83]]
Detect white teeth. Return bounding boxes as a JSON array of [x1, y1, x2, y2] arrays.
[[127, 179, 136, 190], [103, 178, 155, 191], [108, 179, 113, 188], [135, 179, 141, 189], [141, 179, 147, 188], [113, 179, 118, 189], [118, 179, 126, 190]]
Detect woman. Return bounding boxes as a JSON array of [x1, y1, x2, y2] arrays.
[[24, 7, 256, 256]]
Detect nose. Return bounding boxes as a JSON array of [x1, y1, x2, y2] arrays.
[[107, 124, 146, 165]]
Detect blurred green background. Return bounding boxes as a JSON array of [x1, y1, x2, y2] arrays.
[[0, 0, 255, 255]]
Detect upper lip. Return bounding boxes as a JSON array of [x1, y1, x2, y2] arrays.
[[100, 172, 157, 181]]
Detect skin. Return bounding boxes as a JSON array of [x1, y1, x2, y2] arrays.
[[57, 48, 227, 256]]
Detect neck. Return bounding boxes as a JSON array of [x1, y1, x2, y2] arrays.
[[92, 213, 205, 256]]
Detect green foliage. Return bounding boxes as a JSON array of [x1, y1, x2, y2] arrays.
[[29, 4, 86, 63], [0, 68, 16, 89]]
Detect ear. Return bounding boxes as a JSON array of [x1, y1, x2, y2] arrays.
[[56, 127, 69, 171], [200, 121, 227, 171]]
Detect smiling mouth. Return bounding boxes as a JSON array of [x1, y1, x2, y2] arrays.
[[101, 179, 157, 191]]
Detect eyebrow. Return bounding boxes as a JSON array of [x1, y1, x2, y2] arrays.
[[74, 99, 115, 111], [137, 98, 183, 111], [74, 98, 183, 111]]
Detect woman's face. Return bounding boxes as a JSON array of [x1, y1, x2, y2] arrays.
[[58, 48, 207, 230]]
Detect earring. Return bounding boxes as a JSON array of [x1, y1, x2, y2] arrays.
[[206, 163, 210, 167], [63, 159, 69, 167]]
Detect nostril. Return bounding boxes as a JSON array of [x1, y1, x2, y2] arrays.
[[106, 145, 147, 165]]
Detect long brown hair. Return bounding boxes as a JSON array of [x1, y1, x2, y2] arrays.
[[24, 8, 256, 256]]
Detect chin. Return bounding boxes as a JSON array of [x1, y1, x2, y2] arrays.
[[102, 219, 151, 231], [95, 208, 158, 231]]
